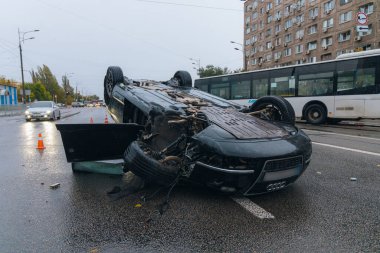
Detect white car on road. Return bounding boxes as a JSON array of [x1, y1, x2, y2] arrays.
[[25, 101, 61, 121]]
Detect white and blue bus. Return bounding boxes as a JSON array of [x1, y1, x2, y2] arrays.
[[194, 49, 380, 124]]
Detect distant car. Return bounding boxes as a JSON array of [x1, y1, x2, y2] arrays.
[[25, 101, 61, 121], [56, 103, 66, 108], [57, 66, 312, 196], [71, 102, 84, 107]]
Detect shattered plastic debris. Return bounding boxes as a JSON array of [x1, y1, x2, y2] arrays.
[[350, 177, 357, 181], [49, 183, 60, 189], [316, 171, 322, 175], [135, 204, 142, 208]]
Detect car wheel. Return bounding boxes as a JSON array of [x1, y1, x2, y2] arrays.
[[57, 111, 61, 120], [123, 141, 179, 186], [250, 96, 295, 125], [104, 66, 124, 105], [173, 71, 192, 87], [50, 112, 56, 121], [305, 104, 327, 124]]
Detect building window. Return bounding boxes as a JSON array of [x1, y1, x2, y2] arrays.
[[253, 0, 258, 9], [267, 15, 273, 24], [275, 37, 282, 46], [251, 35, 258, 43], [252, 12, 258, 19], [296, 29, 304, 39], [307, 56, 317, 63], [252, 58, 257, 65], [359, 3, 374, 15], [284, 48, 292, 57], [275, 24, 281, 34], [296, 14, 304, 24], [339, 11, 352, 23], [309, 7, 318, 19], [322, 18, 334, 29], [266, 41, 272, 49], [266, 2, 273, 11], [284, 19, 293, 30], [323, 0, 335, 13], [266, 28, 272, 37], [321, 36, 333, 47], [308, 41, 317, 50], [265, 53, 272, 61], [308, 24, 318, 34], [246, 16, 251, 24], [274, 51, 282, 60], [338, 30, 351, 42], [284, 5, 291, 16], [297, 0, 305, 7], [252, 23, 257, 32], [321, 53, 332, 61], [275, 0, 282, 6], [259, 20, 264, 29], [340, 0, 351, 5], [275, 11, 282, 20], [260, 7, 264, 14], [295, 44, 304, 54], [285, 33, 292, 43], [259, 45, 264, 52]]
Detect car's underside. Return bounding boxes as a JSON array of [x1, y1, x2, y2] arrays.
[[57, 66, 312, 197]]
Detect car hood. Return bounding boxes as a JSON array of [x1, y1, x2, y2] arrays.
[[193, 124, 311, 159], [27, 107, 53, 113]]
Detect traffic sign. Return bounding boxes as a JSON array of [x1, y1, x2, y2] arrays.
[[356, 25, 369, 32], [357, 12, 368, 25]]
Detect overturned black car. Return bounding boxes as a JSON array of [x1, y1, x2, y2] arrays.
[[57, 66, 312, 195]]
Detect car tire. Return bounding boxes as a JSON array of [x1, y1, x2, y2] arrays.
[[173, 71, 192, 87], [123, 141, 179, 186], [50, 112, 56, 121], [57, 112, 61, 120], [104, 66, 124, 105], [305, 104, 327, 124], [250, 96, 295, 125]]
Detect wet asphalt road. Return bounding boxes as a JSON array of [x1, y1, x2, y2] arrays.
[[0, 107, 379, 253]]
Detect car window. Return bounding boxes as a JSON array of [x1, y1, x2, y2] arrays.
[[30, 102, 53, 108]]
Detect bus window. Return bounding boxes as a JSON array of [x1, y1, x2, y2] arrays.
[[252, 78, 268, 98], [298, 72, 334, 96], [195, 80, 209, 92], [210, 83, 230, 99], [231, 80, 250, 99], [337, 59, 377, 95], [270, 76, 296, 97]]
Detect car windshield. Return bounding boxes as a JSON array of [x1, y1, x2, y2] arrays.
[[30, 102, 52, 108]]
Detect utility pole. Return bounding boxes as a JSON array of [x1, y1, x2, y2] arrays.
[[18, 28, 39, 104], [18, 29, 26, 104]]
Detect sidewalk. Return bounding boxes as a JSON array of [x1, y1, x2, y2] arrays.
[[0, 105, 26, 117]]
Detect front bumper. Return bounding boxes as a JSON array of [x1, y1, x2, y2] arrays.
[[25, 112, 52, 120], [190, 154, 311, 195]]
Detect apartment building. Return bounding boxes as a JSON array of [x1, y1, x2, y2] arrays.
[[243, 0, 379, 71]]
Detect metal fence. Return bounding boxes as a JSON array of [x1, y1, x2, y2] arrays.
[[0, 104, 26, 117]]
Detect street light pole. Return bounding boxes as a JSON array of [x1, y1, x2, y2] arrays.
[[189, 58, 201, 76], [18, 28, 39, 104], [230, 41, 246, 71]]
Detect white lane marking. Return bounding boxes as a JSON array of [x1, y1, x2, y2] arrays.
[[313, 142, 380, 157], [231, 197, 275, 219], [304, 129, 380, 141]]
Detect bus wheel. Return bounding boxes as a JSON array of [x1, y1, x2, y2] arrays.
[[104, 66, 124, 105], [305, 104, 327, 124], [250, 96, 295, 125]]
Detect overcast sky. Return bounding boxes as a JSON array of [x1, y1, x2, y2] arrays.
[[0, 0, 244, 97]]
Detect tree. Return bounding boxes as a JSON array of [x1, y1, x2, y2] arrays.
[[198, 65, 233, 78], [30, 65, 65, 103], [25, 82, 52, 101]]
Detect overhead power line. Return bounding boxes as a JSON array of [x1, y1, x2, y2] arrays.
[[136, 0, 243, 12]]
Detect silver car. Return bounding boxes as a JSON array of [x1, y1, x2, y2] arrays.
[[25, 101, 61, 121]]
